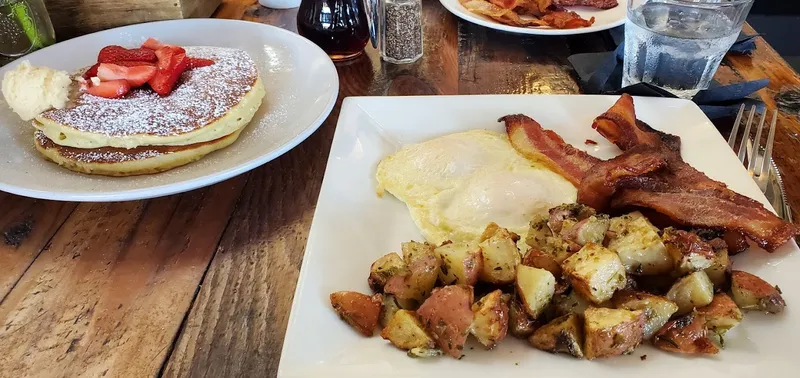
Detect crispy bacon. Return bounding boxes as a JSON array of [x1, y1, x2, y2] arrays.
[[542, 10, 595, 28], [502, 114, 600, 186], [592, 94, 681, 152], [553, 0, 618, 9]]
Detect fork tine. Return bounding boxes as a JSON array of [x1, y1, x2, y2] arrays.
[[728, 104, 745, 148], [737, 105, 757, 163], [748, 109, 767, 173], [759, 110, 778, 178]]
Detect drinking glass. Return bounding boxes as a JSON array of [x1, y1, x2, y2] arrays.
[[0, 0, 55, 57], [623, 0, 754, 98]]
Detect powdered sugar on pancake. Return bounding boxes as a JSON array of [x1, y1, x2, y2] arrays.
[[40, 46, 258, 137]]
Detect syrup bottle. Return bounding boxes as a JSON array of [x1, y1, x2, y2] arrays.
[[297, 0, 371, 61]]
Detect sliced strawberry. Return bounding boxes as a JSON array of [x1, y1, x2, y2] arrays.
[[98, 45, 157, 63], [149, 46, 188, 96], [114, 60, 156, 67], [142, 37, 166, 50], [186, 57, 215, 69], [85, 79, 130, 99], [83, 63, 101, 79], [97, 63, 157, 88]]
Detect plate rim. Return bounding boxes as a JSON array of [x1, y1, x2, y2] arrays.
[[438, 0, 626, 36], [0, 19, 339, 202]]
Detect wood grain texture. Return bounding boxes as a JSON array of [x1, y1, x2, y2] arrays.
[[0, 198, 76, 301], [0, 179, 245, 378]]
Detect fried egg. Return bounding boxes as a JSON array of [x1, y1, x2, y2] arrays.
[[376, 130, 577, 245]]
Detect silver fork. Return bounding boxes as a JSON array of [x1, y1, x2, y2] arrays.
[[727, 104, 778, 193]]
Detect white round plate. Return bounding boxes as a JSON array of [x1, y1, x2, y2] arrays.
[[439, 0, 626, 35], [0, 19, 338, 202]]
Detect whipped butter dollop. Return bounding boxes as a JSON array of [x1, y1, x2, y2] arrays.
[[2, 61, 72, 121]]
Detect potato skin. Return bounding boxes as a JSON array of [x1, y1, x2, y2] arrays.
[[662, 228, 714, 275], [471, 289, 510, 349], [522, 248, 563, 278], [583, 307, 645, 359], [509, 296, 538, 338], [478, 223, 522, 284], [529, 314, 585, 358], [612, 290, 678, 340], [330, 291, 383, 336], [384, 242, 441, 302], [652, 314, 719, 355], [696, 293, 743, 335], [416, 285, 474, 358], [379, 294, 402, 328], [730, 270, 786, 314], [380, 309, 435, 350], [562, 243, 627, 304], [435, 241, 483, 286], [368, 253, 408, 292]]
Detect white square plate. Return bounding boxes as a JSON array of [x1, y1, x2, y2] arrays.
[[279, 95, 799, 378]]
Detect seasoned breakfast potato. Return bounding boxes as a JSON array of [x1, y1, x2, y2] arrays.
[[696, 293, 743, 336], [509, 296, 538, 338], [330, 291, 383, 336], [662, 228, 714, 275], [516, 265, 556, 319], [552, 289, 591, 317], [560, 215, 610, 247], [562, 243, 627, 304], [526, 216, 573, 264], [369, 253, 408, 292], [379, 294, 403, 327], [416, 285, 474, 358], [435, 241, 483, 286], [407, 347, 443, 358], [730, 270, 786, 314], [612, 290, 679, 340], [652, 314, 719, 355], [384, 241, 441, 302], [635, 274, 676, 294], [478, 223, 522, 284], [607, 213, 672, 276], [547, 203, 596, 233], [471, 290, 510, 349], [666, 271, 714, 315], [522, 248, 563, 278], [704, 241, 731, 290], [583, 307, 645, 359], [381, 309, 436, 351], [529, 314, 585, 358]]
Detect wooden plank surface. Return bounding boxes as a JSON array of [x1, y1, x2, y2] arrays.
[[1, 0, 799, 377]]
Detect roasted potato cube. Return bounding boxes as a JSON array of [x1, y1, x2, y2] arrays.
[[478, 223, 521, 284], [547, 203, 596, 234], [384, 241, 441, 302], [407, 347, 443, 358], [522, 248, 563, 278], [471, 289, 510, 349], [704, 240, 731, 289], [666, 271, 714, 315], [562, 243, 626, 304], [380, 309, 435, 350], [608, 213, 672, 275], [368, 253, 408, 292], [662, 228, 714, 275], [583, 307, 645, 359], [526, 216, 573, 264], [552, 289, 591, 317], [330, 291, 383, 336], [509, 296, 538, 338], [696, 293, 743, 336], [612, 290, 679, 339], [516, 265, 556, 319], [529, 314, 584, 358], [379, 294, 402, 328], [731, 270, 786, 314], [560, 215, 610, 247], [653, 314, 719, 355], [435, 241, 483, 286], [416, 285, 474, 358]]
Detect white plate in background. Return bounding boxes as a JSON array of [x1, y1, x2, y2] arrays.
[[0, 19, 338, 202], [279, 95, 798, 378]]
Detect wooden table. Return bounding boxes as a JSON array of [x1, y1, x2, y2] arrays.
[[1, 1, 799, 377]]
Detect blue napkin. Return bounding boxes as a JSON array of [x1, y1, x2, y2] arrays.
[[569, 27, 767, 119]]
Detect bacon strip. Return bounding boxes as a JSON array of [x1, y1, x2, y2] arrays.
[[592, 94, 681, 152], [553, 0, 618, 9], [612, 189, 798, 252], [502, 114, 600, 186]]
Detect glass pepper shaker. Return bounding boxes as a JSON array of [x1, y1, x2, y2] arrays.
[[377, 0, 423, 64]]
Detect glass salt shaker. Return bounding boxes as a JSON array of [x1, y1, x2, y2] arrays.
[[377, 0, 423, 64]]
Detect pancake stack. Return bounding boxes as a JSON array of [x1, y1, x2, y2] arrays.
[[32, 46, 265, 176]]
